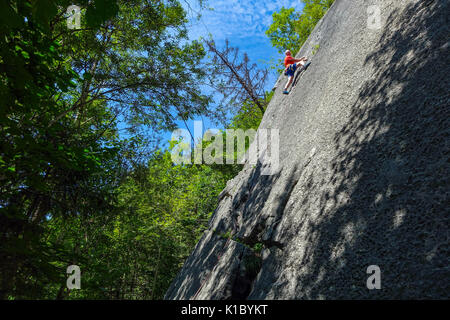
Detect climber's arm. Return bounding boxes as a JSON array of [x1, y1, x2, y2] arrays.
[[293, 57, 307, 63]]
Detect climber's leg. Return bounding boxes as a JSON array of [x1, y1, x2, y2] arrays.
[[283, 63, 298, 94], [283, 76, 294, 94], [301, 60, 311, 70]]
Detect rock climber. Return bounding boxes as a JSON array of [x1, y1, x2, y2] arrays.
[[283, 50, 309, 94]]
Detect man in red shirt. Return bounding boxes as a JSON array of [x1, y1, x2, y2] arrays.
[[283, 50, 309, 94]]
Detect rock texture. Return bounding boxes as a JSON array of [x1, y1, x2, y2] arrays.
[[165, 0, 449, 299]]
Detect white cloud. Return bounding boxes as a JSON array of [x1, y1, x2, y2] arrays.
[[181, 0, 305, 91], [184, 0, 304, 42]]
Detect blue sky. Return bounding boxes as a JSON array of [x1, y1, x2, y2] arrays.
[[184, 0, 304, 83], [163, 0, 305, 145]]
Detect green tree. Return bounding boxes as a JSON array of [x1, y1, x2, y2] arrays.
[[266, 0, 335, 55], [0, 0, 272, 300], [64, 94, 268, 299], [265, 7, 302, 55], [53, 0, 212, 153], [0, 0, 211, 299], [80, 149, 232, 299], [0, 0, 123, 299], [228, 94, 270, 131]]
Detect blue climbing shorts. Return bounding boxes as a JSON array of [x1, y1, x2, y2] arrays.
[[285, 63, 297, 77]]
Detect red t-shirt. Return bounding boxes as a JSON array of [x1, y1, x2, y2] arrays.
[[284, 55, 295, 67]]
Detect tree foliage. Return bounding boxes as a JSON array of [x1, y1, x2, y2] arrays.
[[265, 7, 302, 56], [49, 149, 233, 299], [0, 0, 123, 299], [53, 0, 212, 157], [0, 0, 269, 300], [266, 0, 335, 55], [0, 0, 211, 299]]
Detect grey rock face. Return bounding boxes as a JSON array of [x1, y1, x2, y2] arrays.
[[165, 0, 449, 299]]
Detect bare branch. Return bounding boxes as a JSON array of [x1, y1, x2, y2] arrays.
[[204, 39, 268, 115]]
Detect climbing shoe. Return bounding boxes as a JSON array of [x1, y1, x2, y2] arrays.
[[283, 90, 289, 95], [303, 60, 311, 70]]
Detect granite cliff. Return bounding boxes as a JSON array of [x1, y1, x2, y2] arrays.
[[165, 0, 449, 299]]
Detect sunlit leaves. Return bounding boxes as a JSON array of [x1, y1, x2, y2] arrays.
[[0, 0, 122, 300], [266, 0, 335, 55]]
